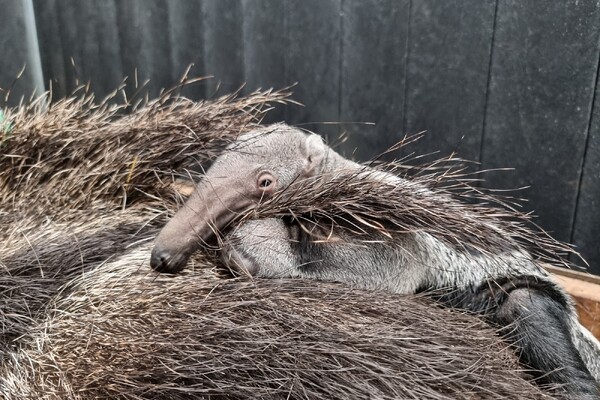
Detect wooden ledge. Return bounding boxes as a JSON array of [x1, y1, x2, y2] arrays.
[[547, 265, 600, 339]]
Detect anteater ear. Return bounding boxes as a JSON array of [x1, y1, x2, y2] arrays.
[[303, 134, 326, 175]]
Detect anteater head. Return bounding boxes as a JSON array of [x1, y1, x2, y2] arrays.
[[150, 124, 329, 273]]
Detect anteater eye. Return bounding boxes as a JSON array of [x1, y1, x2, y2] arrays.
[[259, 178, 272, 187], [257, 172, 276, 191]]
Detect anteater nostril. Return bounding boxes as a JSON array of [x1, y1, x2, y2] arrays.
[[150, 247, 189, 274], [150, 248, 171, 273]]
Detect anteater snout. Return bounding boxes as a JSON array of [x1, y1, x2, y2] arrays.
[[150, 247, 188, 274]]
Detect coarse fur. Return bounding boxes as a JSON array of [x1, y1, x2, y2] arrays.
[[152, 124, 600, 398], [1, 242, 563, 400]]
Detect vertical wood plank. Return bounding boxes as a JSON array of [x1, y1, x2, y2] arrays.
[[202, 0, 245, 97], [339, 0, 409, 161], [286, 0, 342, 140], [572, 77, 600, 274], [166, 0, 207, 100], [33, 0, 122, 100], [481, 2, 600, 243], [241, 0, 287, 122], [115, 0, 173, 99], [0, 0, 44, 106], [404, 0, 496, 164]]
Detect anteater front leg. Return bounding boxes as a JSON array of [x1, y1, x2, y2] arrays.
[[222, 217, 429, 293], [220, 218, 302, 278]]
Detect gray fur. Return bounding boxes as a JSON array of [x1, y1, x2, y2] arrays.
[[152, 123, 600, 396]]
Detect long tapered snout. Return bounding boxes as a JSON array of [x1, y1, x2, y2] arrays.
[[150, 126, 328, 273], [150, 172, 277, 273], [150, 176, 261, 273]]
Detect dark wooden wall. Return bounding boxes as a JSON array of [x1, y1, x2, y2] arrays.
[[2, 0, 600, 275]]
